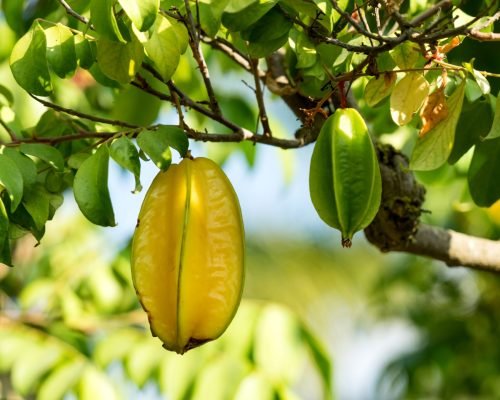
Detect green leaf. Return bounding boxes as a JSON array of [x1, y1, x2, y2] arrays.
[[0, 199, 11, 266], [254, 304, 304, 383], [11, 343, 63, 396], [240, 6, 292, 43], [300, 326, 333, 400], [112, 82, 162, 126], [68, 152, 91, 169], [144, 14, 188, 81], [464, 78, 484, 103], [73, 146, 116, 227], [89, 63, 122, 88], [79, 367, 120, 400], [109, 136, 142, 193], [9, 21, 52, 95], [22, 184, 51, 231], [159, 350, 203, 399], [486, 93, 500, 139], [38, 359, 86, 400], [197, 0, 230, 37], [96, 34, 144, 83], [153, 125, 189, 156], [247, 32, 288, 58], [473, 69, 490, 95], [411, 80, 466, 171], [222, 0, 278, 31], [94, 329, 142, 367], [0, 154, 24, 212], [390, 72, 429, 126], [44, 23, 77, 78], [289, 29, 316, 69], [35, 109, 73, 138], [1, 0, 24, 35], [19, 143, 65, 171], [191, 355, 249, 399], [118, 0, 159, 31], [125, 340, 164, 387], [75, 34, 96, 69], [137, 125, 188, 168], [1, 148, 37, 187], [0, 84, 14, 107], [90, 0, 126, 43], [468, 137, 500, 207], [137, 132, 172, 170], [0, 334, 28, 371], [234, 373, 275, 400], [364, 73, 397, 107], [390, 42, 420, 69], [448, 97, 493, 164]]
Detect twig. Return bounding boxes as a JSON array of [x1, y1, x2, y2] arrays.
[[5, 131, 119, 146], [330, 0, 397, 43], [250, 59, 272, 137], [0, 119, 17, 141], [167, 81, 186, 130], [56, 0, 91, 26], [201, 36, 260, 75], [469, 11, 500, 41], [29, 94, 140, 129], [182, 0, 221, 115], [186, 128, 312, 149], [409, 0, 452, 27]]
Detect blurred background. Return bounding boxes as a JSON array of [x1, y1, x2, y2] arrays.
[[2, 1, 500, 399]]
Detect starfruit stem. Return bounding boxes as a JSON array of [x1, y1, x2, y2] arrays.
[[185, 150, 194, 160], [341, 237, 352, 248]]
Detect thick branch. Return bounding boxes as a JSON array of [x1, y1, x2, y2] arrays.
[[364, 144, 500, 274], [399, 224, 500, 273]]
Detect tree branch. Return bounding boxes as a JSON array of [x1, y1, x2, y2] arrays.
[[364, 144, 500, 274], [250, 58, 272, 137], [408, 0, 452, 27], [30, 95, 140, 129], [56, 0, 91, 26], [182, 0, 221, 115], [398, 224, 500, 273], [0, 119, 17, 141]]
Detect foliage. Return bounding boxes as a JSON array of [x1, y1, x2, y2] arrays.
[[0, 0, 499, 260], [0, 217, 333, 399], [374, 257, 500, 398], [1, 0, 500, 396]]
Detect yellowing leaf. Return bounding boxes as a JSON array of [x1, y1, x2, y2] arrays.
[[419, 87, 449, 137], [390, 42, 420, 69], [390, 72, 429, 126], [364, 72, 396, 107], [410, 80, 466, 171]]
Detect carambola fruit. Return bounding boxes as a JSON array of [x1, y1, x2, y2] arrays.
[[309, 108, 382, 247], [131, 157, 245, 354]]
